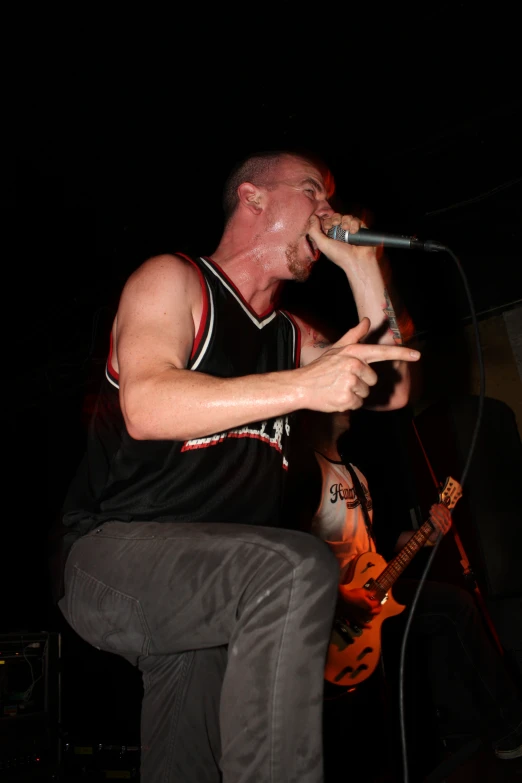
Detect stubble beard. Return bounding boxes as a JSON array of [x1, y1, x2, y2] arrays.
[[286, 242, 313, 283]]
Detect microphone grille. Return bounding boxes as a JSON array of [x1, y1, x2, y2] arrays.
[[327, 225, 349, 243]]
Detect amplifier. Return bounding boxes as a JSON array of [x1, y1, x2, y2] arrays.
[[0, 631, 61, 779]]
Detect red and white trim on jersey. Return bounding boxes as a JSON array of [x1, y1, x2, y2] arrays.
[[105, 333, 119, 389], [175, 253, 212, 367], [104, 254, 301, 388], [199, 256, 277, 328], [280, 310, 301, 369], [181, 415, 291, 469]]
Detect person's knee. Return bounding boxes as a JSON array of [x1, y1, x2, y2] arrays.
[[244, 528, 339, 599], [285, 531, 339, 587]]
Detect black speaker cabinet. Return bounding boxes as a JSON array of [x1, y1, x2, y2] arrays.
[[0, 631, 61, 780]]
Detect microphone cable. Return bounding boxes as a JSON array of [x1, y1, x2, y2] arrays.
[[398, 244, 485, 783]]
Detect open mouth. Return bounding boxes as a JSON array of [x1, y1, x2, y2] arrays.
[[306, 235, 319, 260]]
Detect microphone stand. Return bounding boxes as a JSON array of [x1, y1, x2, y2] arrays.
[[411, 419, 504, 656]]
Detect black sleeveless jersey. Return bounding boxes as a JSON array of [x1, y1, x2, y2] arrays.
[[61, 255, 301, 546]]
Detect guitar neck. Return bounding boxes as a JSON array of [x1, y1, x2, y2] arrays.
[[368, 476, 462, 599], [375, 520, 434, 594]]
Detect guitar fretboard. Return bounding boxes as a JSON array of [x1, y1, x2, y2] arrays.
[[375, 521, 433, 596], [363, 477, 461, 602]]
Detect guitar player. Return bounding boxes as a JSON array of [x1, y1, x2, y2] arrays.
[[285, 408, 522, 766]]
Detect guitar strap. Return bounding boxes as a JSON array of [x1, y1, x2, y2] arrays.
[[343, 462, 374, 541]]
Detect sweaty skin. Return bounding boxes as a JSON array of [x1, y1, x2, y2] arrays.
[[112, 154, 421, 442]]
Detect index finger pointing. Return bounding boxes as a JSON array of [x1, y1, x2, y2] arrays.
[[342, 343, 421, 364]]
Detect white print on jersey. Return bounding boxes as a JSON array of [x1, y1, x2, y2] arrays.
[[181, 416, 291, 468]]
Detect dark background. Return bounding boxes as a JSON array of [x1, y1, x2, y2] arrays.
[[5, 1, 522, 761]]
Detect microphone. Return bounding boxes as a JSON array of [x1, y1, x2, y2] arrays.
[[327, 225, 446, 253]]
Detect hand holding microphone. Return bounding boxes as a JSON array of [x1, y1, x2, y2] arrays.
[[327, 223, 445, 252], [314, 213, 446, 253]]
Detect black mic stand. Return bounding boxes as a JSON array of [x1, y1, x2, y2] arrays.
[[412, 419, 504, 655], [410, 419, 505, 783]]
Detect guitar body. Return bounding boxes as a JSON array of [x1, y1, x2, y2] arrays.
[[325, 551, 405, 687], [324, 476, 462, 689]]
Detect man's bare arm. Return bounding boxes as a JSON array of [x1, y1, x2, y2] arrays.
[[394, 503, 453, 551], [303, 213, 416, 410], [114, 256, 420, 441]]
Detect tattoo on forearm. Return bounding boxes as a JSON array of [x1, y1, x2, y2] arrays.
[[383, 289, 403, 344], [308, 327, 330, 350]]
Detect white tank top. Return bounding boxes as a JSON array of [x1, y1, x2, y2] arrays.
[[311, 453, 376, 576]]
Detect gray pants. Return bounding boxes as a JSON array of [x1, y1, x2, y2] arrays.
[[58, 521, 339, 783]]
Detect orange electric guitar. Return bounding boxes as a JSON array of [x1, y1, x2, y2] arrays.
[[325, 476, 463, 688]]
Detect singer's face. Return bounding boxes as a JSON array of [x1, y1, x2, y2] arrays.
[[262, 155, 335, 282]]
